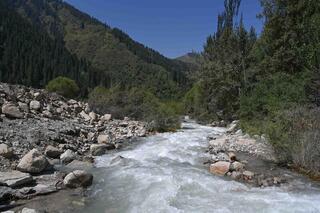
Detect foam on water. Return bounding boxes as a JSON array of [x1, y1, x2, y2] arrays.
[[82, 121, 320, 213]]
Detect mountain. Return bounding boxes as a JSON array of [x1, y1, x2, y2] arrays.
[[4, 0, 192, 98], [176, 52, 203, 68]]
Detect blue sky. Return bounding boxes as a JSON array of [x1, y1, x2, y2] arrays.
[[64, 0, 263, 58]]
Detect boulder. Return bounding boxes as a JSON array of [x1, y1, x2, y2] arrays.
[[18, 102, 29, 112], [87, 132, 95, 141], [89, 112, 97, 121], [45, 145, 63, 159], [231, 171, 243, 180], [90, 144, 107, 156], [17, 149, 49, 174], [226, 120, 238, 133], [97, 134, 110, 144], [209, 161, 230, 176], [42, 110, 53, 118], [0, 186, 15, 202], [0, 144, 14, 159], [0, 171, 33, 188], [101, 114, 112, 122], [243, 171, 255, 180], [2, 103, 23, 119], [20, 208, 39, 213], [64, 160, 93, 172], [63, 170, 93, 188], [230, 161, 245, 171], [79, 111, 91, 121], [29, 100, 41, 111], [209, 137, 228, 147], [60, 149, 76, 164]]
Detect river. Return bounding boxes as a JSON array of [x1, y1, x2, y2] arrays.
[[76, 121, 320, 213]]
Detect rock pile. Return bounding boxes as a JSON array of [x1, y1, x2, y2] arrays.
[[207, 121, 286, 187], [0, 82, 149, 209]]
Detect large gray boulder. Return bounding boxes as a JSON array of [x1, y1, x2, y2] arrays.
[[63, 170, 93, 188], [79, 111, 91, 121], [1, 103, 23, 119], [17, 149, 49, 174], [230, 161, 245, 172], [45, 145, 63, 159], [60, 149, 76, 164], [209, 161, 231, 176], [90, 144, 107, 156], [0, 186, 15, 202], [89, 112, 97, 121], [0, 171, 33, 188], [0, 144, 14, 159]]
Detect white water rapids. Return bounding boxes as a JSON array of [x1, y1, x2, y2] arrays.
[[81, 121, 320, 213]]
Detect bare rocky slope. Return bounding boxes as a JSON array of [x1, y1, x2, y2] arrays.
[[0, 83, 148, 211]]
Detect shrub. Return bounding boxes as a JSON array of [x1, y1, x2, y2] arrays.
[[46, 76, 79, 98], [241, 106, 320, 174], [88, 86, 181, 132]]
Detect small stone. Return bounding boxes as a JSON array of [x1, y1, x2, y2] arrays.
[[60, 149, 76, 164], [97, 134, 110, 144], [209, 161, 231, 176], [29, 100, 41, 111], [63, 170, 93, 188], [45, 145, 63, 159], [17, 149, 49, 174], [0, 144, 14, 159]]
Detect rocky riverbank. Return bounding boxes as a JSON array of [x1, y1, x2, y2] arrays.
[[206, 121, 290, 187], [0, 83, 148, 212]]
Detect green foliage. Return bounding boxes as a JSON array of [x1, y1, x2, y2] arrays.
[[0, 2, 95, 96], [183, 82, 211, 122], [46, 76, 80, 98], [88, 86, 181, 132], [240, 72, 308, 119], [190, 0, 256, 121], [6, 0, 191, 99], [239, 0, 320, 172]]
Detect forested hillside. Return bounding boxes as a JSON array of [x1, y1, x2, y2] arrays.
[[185, 0, 320, 175], [4, 0, 191, 99], [0, 0, 96, 96]]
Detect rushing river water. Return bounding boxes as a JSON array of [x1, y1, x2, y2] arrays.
[[80, 121, 320, 213]]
